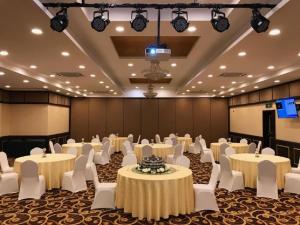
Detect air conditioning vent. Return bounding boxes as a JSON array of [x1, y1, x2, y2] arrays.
[[219, 72, 247, 78], [56, 72, 84, 78]]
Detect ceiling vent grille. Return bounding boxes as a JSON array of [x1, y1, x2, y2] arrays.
[[56, 72, 84, 78], [219, 72, 247, 78]]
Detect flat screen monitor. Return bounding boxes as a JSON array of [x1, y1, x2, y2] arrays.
[[275, 98, 298, 118]]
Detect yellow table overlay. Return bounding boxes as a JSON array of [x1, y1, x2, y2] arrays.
[[210, 142, 249, 161], [134, 144, 173, 162], [230, 153, 291, 189], [176, 137, 192, 152], [116, 164, 194, 221], [14, 154, 75, 190], [112, 137, 128, 152], [62, 142, 102, 156]]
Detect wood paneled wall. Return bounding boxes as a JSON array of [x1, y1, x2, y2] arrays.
[[70, 98, 228, 144]]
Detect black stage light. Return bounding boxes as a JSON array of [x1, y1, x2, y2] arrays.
[[171, 9, 189, 32], [251, 9, 270, 33], [91, 9, 110, 32], [131, 9, 149, 32], [50, 8, 68, 32], [211, 9, 230, 32]]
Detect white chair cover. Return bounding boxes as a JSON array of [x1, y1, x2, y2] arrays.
[[121, 154, 138, 166], [94, 142, 110, 165], [291, 159, 300, 174], [257, 160, 278, 199], [200, 138, 208, 150], [18, 160, 45, 200], [0, 152, 14, 173], [169, 133, 176, 138], [175, 155, 190, 168], [284, 173, 300, 194], [240, 138, 248, 144], [199, 142, 213, 163], [218, 138, 227, 143], [248, 142, 257, 154], [225, 147, 236, 156], [122, 140, 133, 155], [261, 147, 275, 155], [128, 135, 134, 144], [171, 137, 177, 146], [0, 172, 19, 196], [85, 149, 95, 181], [82, 144, 92, 156], [102, 137, 109, 144], [67, 138, 76, 144], [30, 147, 44, 155], [220, 143, 230, 156], [166, 144, 182, 164], [189, 137, 200, 154], [91, 138, 100, 143], [164, 139, 173, 145], [53, 143, 62, 153], [141, 145, 152, 159], [155, 134, 161, 144], [49, 141, 55, 154], [67, 147, 77, 156], [184, 133, 191, 138], [141, 139, 149, 144], [62, 155, 88, 193]]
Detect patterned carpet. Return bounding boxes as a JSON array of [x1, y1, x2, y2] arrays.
[[1, 153, 300, 225]]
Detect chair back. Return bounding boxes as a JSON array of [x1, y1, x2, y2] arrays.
[[122, 154, 138, 166], [194, 138, 201, 154], [49, 141, 55, 154], [136, 135, 141, 144], [184, 133, 191, 138], [102, 141, 110, 154], [220, 155, 233, 178], [218, 138, 227, 143], [199, 138, 207, 149], [173, 144, 182, 161], [240, 138, 248, 144], [141, 145, 152, 158], [122, 140, 132, 155], [0, 152, 11, 172], [208, 165, 219, 188], [87, 149, 95, 166], [220, 143, 230, 155], [20, 160, 39, 181], [108, 134, 116, 139], [225, 147, 236, 156], [165, 139, 173, 145], [91, 138, 99, 143], [171, 137, 177, 146], [91, 163, 99, 187], [82, 144, 92, 156], [258, 160, 276, 182], [169, 133, 176, 138], [175, 155, 190, 168], [248, 143, 257, 153], [53, 143, 62, 153], [128, 135, 134, 144], [261, 147, 275, 155], [155, 134, 161, 143], [30, 147, 44, 155], [141, 139, 149, 144], [73, 155, 88, 176], [67, 138, 76, 144], [67, 147, 77, 156], [102, 137, 109, 144]]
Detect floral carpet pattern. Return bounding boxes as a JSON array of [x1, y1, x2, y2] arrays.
[[1, 153, 300, 225]]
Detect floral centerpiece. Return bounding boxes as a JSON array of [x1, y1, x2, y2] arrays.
[[136, 155, 169, 174]]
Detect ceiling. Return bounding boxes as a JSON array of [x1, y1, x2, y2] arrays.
[[0, 0, 299, 98]]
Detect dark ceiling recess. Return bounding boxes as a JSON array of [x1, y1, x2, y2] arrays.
[[129, 78, 172, 84]]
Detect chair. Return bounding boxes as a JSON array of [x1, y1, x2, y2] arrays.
[[91, 164, 116, 209], [164, 139, 173, 145], [200, 142, 214, 163], [184, 133, 191, 138], [108, 134, 116, 139], [0, 152, 14, 173], [85, 149, 95, 181], [127, 135, 134, 144], [141, 145, 152, 159], [200, 138, 209, 151], [0, 172, 19, 196], [49, 141, 55, 154], [188, 137, 200, 154], [166, 144, 182, 164], [62, 155, 88, 193], [67, 147, 77, 156], [284, 173, 300, 194], [18, 160, 45, 200], [220, 143, 230, 156], [261, 147, 275, 155], [257, 141, 262, 153], [218, 138, 227, 143], [291, 159, 300, 174], [155, 134, 162, 144], [91, 138, 100, 143], [67, 138, 76, 144], [175, 155, 190, 168], [169, 133, 176, 138], [94, 142, 110, 165], [248, 142, 257, 154], [171, 137, 177, 146], [102, 137, 109, 144], [225, 147, 236, 156], [240, 138, 248, 144], [122, 140, 133, 156], [141, 139, 149, 144], [121, 154, 138, 166], [219, 155, 244, 192], [53, 143, 62, 153], [82, 144, 92, 156], [193, 165, 219, 212], [30, 147, 44, 155], [257, 160, 278, 199]]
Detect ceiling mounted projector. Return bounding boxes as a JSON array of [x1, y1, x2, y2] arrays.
[[145, 43, 171, 61]]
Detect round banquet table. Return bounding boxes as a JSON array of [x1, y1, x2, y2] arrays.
[[230, 153, 291, 189], [163, 137, 192, 152], [134, 144, 173, 162], [14, 154, 75, 190], [210, 142, 249, 161], [62, 142, 102, 156], [111, 137, 128, 152], [115, 164, 194, 221]]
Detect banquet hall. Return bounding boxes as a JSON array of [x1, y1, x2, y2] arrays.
[[0, 0, 300, 224]]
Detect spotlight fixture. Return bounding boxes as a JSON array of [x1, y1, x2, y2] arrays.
[[211, 9, 230, 32], [91, 9, 110, 32], [130, 9, 149, 32], [171, 9, 189, 33], [251, 9, 270, 33], [50, 8, 68, 32]]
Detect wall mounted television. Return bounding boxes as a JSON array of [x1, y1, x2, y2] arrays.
[[275, 97, 299, 118]]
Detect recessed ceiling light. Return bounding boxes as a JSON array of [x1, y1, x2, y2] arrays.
[[75, 95, 78, 98], [166, 73, 171, 77], [0, 71, 5, 76], [160, 86, 164, 89], [79, 65, 85, 69], [186, 89, 190, 92], [171, 63, 177, 67], [65, 81, 70, 84], [128, 63, 134, 67], [241, 90, 245, 93], [0, 50, 9, 56], [198, 81, 203, 84], [56, 90, 60, 92], [208, 74, 213, 78], [238, 51, 247, 57], [49, 74, 56, 78], [30, 65, 37, 69], [182, 92, 185, 95], [135, 86, 139, 89], [89, 92, 94, 94], [131, 73, 136, 77], [55, 84, 62, 88], [219, 65, 226, 70], [83, 89, 87, 92], [83, 94, 87, 97], [105, 85, 110, 89], [298, 52, 300, 57], [115, 26, 125, 32], [75, 85, 80, 89], [213, 89, 217, 92], [23, 80, 29, 83], [99, 81, 104, 84], [247, 74, 253, 78], [274, 80, 280, 83], [268, 28, 281, 36], [114, 92, 117, 95], [254, 86, 259, 89], [66, 93, 70, 95], [90, 74, 96, 78], [187, 26, 197, 32], [231, 93, 234, 96], [31, 28, 43, 35], [232, 81, 236, 84], [67, 88, 72, 91], [5, 85, 10, 88], [268, 65, 275, 70], [43, 86, 48, 89], [221, 86, 225, 89], [109, 89, 114, 92], [76, 91, 81, 94], [221, 96, 225, 98], [61, 51, 70, 56], [191, 86, 196, 89]]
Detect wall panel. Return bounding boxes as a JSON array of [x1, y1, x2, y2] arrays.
[[158, 99, 176, 138], [175, 99, 193, 136], [89, 98, 106, 138], [193, 98, 211, 142], [290, 81, 300, 97], [106, 99, 124, 136], [273, 84, 289, 100], [141, 99, 158, 140], [70, 98, 89, 141], [124, 99, 141, 141], [260, 88, 273, 102], [211, 98, 228, 142]]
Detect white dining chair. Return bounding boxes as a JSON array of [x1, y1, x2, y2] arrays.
[[121, 154, 138, 166], [67, 147, 77, 156], [30, 147, 44, 155], [67, 138, 76, 144], [291, 159, 300, 174], [218, 138, 227, 143], [141, 145, 152, 159], [167, 144, 182, 164], [124, 140, 134, 155], [261, 147, 275, 155], [127, 135, 134, 144], [85, 149, 95, 181], [257, 160, 278, 199], [91, 164, 116, 209], [169, 133, 176, 138], [0, 152, 14, 173], [248, 142, 257, 154], [82, 144, 92, 156], [91, 138, 100, 143], [193, 165, 219, 212], [141, 139, 149, 145], [200, 142, 213, 163], [171, 137, 177, 146], [0, 171, 19, 196], [225, 147, 236, 157], [49, 141, 55, 154], [184, 133, 191, 138], [62, 155, 88, 193], [219, 155, 244, 192], [94, 142, 110, 165], [200, 138, 209, 151], [18, 160, 45, 200], [155, 134, 162, 144], [240, 138, 248, 144], [164, 139, 173, 145], [102, 137, 109, 144], [189, 137, 200, 154], [284, 173, 300, 195], [175, 155, 190, 168], [220, 143, 230, 156], [53, 143, 62, 153]]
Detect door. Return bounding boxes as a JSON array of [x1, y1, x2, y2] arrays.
[[263, 110, 276, 149]]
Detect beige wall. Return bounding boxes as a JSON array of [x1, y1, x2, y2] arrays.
[[0, 104, 69, 136], [230, 101, 300, 143]]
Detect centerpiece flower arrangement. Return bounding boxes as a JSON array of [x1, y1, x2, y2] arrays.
[[136, 155, 169, 174]]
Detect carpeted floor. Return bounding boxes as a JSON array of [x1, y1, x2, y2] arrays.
[[1, 153, 300, 225]]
